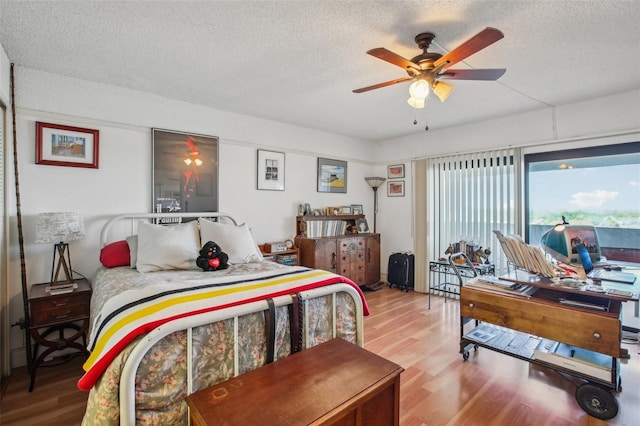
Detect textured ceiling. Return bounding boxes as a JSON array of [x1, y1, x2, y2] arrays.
[[1, 1, 639, 142]]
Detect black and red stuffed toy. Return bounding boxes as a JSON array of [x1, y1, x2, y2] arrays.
[[197, 241, 229, 271]]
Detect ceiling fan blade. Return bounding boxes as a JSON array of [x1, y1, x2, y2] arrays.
[[440, 68, 506, 80], [367, 48, 421, 73], [433, 27, 504, 70], [352, 77, 414, 93]]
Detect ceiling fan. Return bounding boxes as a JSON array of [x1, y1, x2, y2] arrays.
[[353, 27, 506, 106]]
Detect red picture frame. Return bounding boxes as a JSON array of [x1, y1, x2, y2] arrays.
[[36, 122, 99, 169]]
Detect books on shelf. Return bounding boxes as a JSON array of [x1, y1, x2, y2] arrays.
[[275, 253, 298, 266], [305, 220, 349, 238], [464, 323, 613, 381], [533, 342, 612, 381], [493, 230, 556, 277], [463, 323, 542, 358]]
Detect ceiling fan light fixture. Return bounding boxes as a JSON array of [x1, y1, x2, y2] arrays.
[[409, 79, 430, 99], [407, 96, 425, 108], [432, 81, 454, 102]]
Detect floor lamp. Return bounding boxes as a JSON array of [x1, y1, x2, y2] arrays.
[[364, 177, 386, 233]]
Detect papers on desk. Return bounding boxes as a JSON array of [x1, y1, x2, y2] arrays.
[[493, 230, 556, 278], [465, 276, 539, 298]]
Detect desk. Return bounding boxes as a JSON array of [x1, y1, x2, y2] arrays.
[[459, 272, 637, 420], [428, 260, 494, 308]]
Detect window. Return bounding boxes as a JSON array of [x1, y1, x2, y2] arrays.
[[424, 148, 521, 276], [525, 142, 640, 263]]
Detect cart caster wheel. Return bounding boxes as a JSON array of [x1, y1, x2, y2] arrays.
[[575, 383, 618, 420], [462, 351, 469, 361]]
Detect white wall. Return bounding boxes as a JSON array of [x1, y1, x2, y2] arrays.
[[5, 65, 377, 367], [3, 47, 639, 368], [373, 90, 640, 284]]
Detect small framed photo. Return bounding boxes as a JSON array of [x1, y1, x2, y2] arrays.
[[326, 206, 341, 216], [340, 206, 352, 215], [317, 158, 347, 193], [257, 149, 285, 191], [304, 203, 312, 215], [36, 121, 99, 168], [355, 219, 370, 233], [312, 209, 323, 216], [388, 164, 404, 179], [351, 204, 363, 215], [388, 180, 405, 197]]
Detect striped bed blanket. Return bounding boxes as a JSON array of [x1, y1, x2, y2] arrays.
[[78, 263, 368, 391]]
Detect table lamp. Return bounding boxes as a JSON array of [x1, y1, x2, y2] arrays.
[[364, 177, 386, 232], [35, 212, 86, 284]]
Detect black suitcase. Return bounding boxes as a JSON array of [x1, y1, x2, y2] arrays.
[[387, 252, 415, 291]]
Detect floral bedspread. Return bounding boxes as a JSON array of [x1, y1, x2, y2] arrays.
[[80, 262, 365, 425]]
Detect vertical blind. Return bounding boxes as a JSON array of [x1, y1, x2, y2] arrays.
[[426, 147, 521, 276]]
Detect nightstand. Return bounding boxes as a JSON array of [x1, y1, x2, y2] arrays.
[[28, 277, 92, 392], [259, 244, 299, 266]]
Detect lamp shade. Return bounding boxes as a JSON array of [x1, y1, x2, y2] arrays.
[[432, 81, 454, 102], [409, 80, 430, 99], [407, 96, 426, 108], [35, 212, 86, 243], [364, 177, 386, 189]]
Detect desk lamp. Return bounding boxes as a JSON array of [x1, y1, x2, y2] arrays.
[[35, 212, 85, 284], [364, 177, 386, 232]]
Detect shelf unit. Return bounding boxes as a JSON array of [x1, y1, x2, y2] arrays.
[[428, 253, 494, 308], [260, 247, 299, 266]]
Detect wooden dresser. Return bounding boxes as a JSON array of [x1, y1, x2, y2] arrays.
[[187, 338, 403, 425], [295, 215, 381, 287]]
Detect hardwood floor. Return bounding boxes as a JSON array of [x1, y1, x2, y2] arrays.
[[1, 286, 639, 425]]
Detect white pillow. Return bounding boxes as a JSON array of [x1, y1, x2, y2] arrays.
[[199, 218, 263, 264], [136, 221, 201, 273], [126, 235, 138, 269]]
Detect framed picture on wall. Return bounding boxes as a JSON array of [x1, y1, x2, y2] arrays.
[[388, 180, 405, 197], [317, 157, 347, 193], [35, 121, 99, 168], [152, 128, 219, 215], [257, 149, 285, 191], [388, 164, 404, 179]]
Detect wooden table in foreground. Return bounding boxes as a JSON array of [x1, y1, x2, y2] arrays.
[[187, 338, 404, 426]]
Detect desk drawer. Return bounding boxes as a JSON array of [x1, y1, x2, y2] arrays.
[[461, 286, 621, 358], [30, 293, 90, 327]]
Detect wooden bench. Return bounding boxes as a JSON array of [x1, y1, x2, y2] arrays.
[[187, 338, 403, 425]]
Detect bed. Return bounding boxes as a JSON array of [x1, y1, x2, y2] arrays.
[[79, 212, 368, 425]]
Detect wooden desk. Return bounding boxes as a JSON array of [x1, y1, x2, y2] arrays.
[[187, 338, 403, 425], [459, 273, 634, 420]]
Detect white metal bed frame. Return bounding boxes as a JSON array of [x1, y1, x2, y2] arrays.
[[96, 212, 365, 426]]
